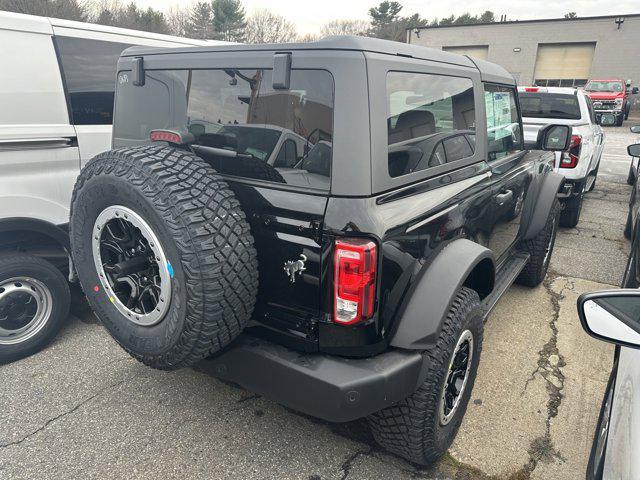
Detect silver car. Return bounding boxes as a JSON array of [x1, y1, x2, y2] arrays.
[[581, 143, 640, 479]]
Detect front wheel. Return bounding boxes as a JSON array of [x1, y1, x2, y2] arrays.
[[516, 198, 560, 287], [0, 254, 70, 363], [367, 287, 483, 466]]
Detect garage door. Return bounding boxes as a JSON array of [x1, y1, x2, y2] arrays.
[[443, 45, 489, 61], [534, 43, 595, 87]]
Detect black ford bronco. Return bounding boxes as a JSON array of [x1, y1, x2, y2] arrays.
[[69, 37, 572, 465]]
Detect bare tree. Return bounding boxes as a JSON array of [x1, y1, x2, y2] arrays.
[[0, 0, 89, 21], [245, 9, 297, 44], [166, 4, 191, 37], [319, 19, 369, 37], [297, 33, 320, 43]]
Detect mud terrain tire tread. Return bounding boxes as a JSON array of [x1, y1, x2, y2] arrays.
[[70, 145, 258, 370]]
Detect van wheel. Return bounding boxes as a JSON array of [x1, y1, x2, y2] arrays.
[[0, 254, 70, 363], [367, 287, 483, 466], [516, 198, 560, 287], [559, 194, 583, 228], [70, 146, 259, 370]]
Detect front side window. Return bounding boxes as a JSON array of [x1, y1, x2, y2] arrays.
[[484, 84, 523, 161], [114, 68, 334, 190], [386, 72, 476, 178], [56, 36, 131, 125]]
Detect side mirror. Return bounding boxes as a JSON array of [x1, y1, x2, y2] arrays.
[[632, 87, 639, 95], [629, 144, 640, 157], [630, 125, 640, 134], [536, 124, 572, 151], [578, 290, 640, 348]]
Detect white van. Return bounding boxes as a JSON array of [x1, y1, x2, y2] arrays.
[[0, 11, 221, 362]]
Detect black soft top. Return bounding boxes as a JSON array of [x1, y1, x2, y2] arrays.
[[120, 35, 515, 86]]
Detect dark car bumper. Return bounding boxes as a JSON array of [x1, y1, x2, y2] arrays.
[[198, 334, 424, 422]]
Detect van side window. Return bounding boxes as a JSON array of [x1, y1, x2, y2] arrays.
[[386, 72, 476, 178], [483, 84, 523, 160], [55, 36, 131, 125]]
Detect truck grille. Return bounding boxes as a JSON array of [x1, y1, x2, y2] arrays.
[[592, 100, 617, 110]]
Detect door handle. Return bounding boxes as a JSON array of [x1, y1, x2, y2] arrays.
[[495, 190, 513, 205]]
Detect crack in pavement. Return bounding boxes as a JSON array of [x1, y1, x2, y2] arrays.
[[514, 273, 573, 478], [340, 447, 374, 480], [0, 373, 138, 450]]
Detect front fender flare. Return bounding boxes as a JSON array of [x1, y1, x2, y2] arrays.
[[389, 239, 494, 350], [523, 172, 564, 240]]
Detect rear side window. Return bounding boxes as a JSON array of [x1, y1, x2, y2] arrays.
[[114, 68, 334, 191], [520, 93, 581, 120], [386, 72, 476, 178], [56, 36, 131, 125]]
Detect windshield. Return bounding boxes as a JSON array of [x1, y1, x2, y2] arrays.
[[585, 81, 623, 93], [519, 93, 581, 120]]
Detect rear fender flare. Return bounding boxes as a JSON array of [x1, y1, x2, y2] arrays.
[[523, 172, 564, 240], [389, 239, 494, 350]]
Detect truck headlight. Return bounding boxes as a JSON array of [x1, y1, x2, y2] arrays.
[[615, 98, 624, 107]]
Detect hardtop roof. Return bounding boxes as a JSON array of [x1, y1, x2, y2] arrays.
[[120, 35, 516, 85]]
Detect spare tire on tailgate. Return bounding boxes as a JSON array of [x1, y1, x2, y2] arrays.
[[70, 145, 258, 370]]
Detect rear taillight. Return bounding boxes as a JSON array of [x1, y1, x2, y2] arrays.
[[560, 134, 582, 168], [150, 129, 193, 145], [333, 239, 377, 325], [524, 87, 539, 92]]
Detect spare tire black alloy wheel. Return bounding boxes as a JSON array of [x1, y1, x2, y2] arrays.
[[93, 206, 171, 326], [0, 277, 53, 345]]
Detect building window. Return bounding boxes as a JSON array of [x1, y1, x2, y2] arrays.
[[535, 78, 588, 88]]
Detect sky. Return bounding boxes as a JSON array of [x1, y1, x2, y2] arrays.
[[133, 0, 636, 34]]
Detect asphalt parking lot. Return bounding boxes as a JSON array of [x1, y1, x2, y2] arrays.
[[0, 122, 637, 480]]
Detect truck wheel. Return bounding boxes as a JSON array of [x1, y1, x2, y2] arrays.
[[367, 287, 483, 466], [0, 254, 70, 363], [70, 145, 258, 370], [559, 194, 583, 228], [616, 115, 624, 127], [516, 198, 560, 287], [628, 164, 636, 186]]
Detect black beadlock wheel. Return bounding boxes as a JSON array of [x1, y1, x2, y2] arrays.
[[516, 197, 561, 287], [367, 287, 483, 466], [0, 254, 70, 363], [70, 145, 259, 370]]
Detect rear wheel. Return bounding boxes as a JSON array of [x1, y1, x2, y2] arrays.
[[516, 198, 560, 287], [70, 145, 259, 370], [367, 287, 483, 466], [559, 194, 583, 228], [0, 254, 70, 363]]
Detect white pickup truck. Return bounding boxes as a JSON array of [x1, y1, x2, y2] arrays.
[[519, 86, 605, 228]]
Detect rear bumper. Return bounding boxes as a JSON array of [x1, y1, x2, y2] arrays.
[[198, 334, 423, 422]]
